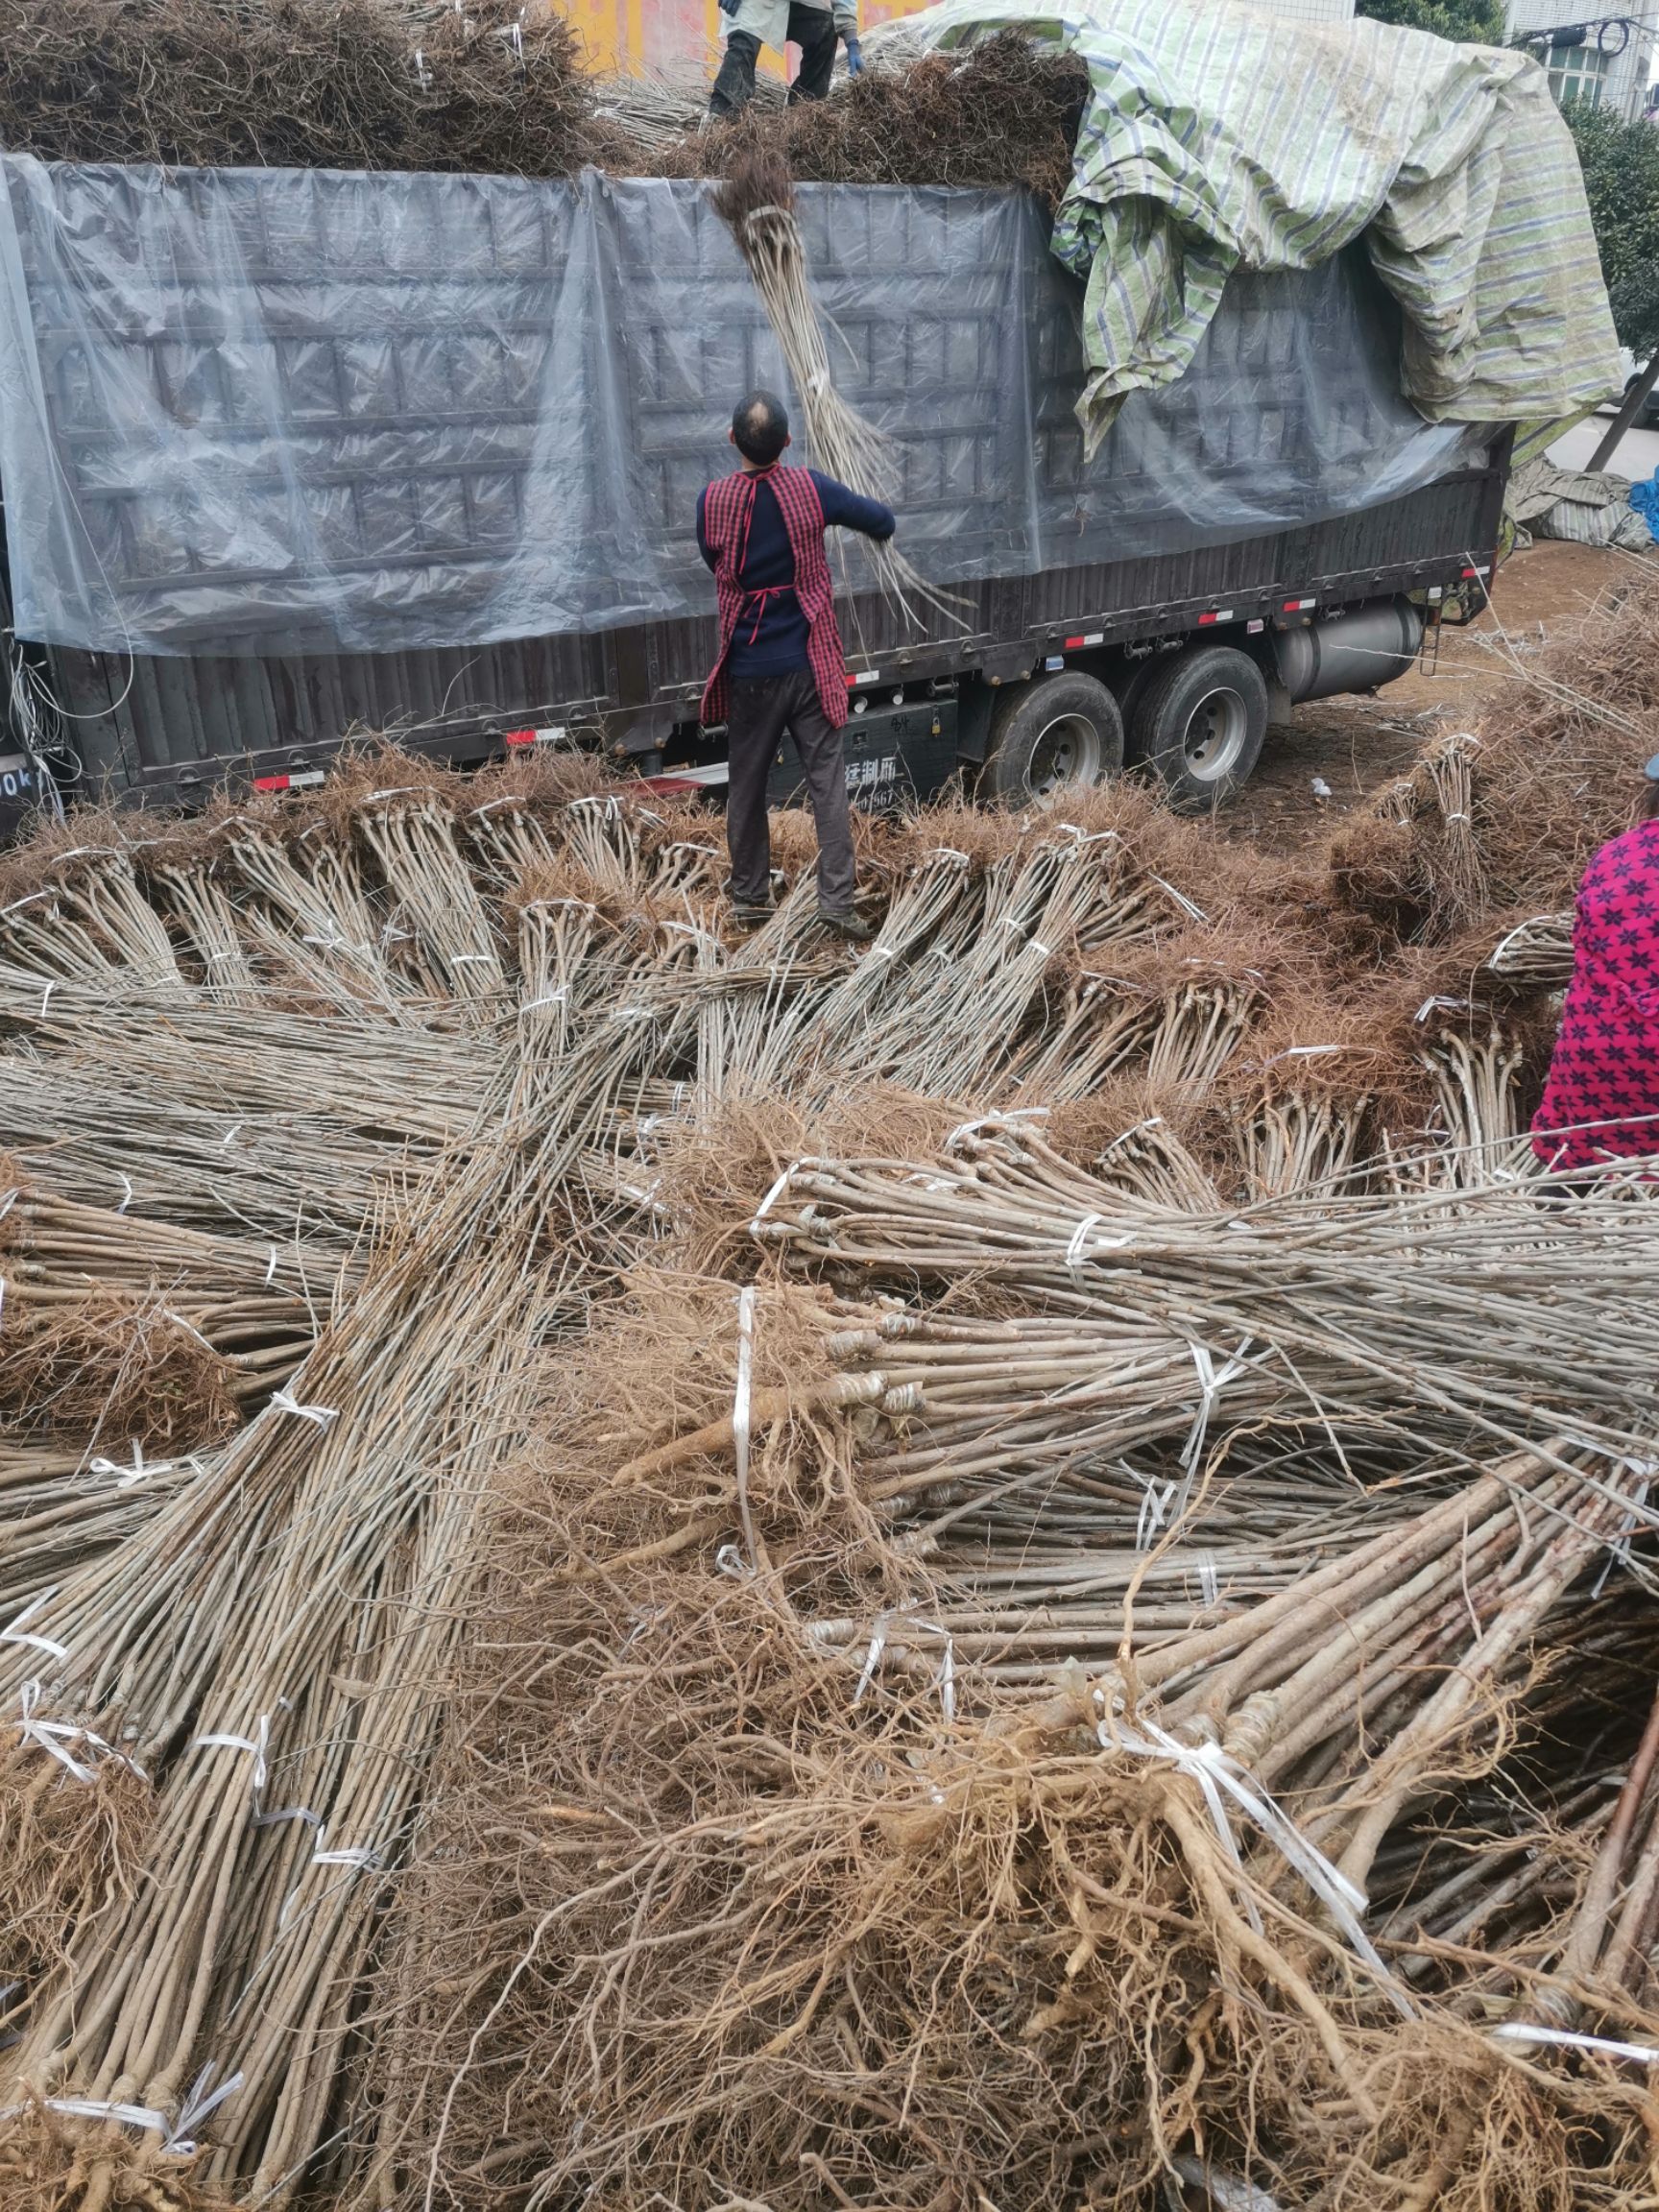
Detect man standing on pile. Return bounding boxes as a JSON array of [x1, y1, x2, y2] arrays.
[[698, 389, 894, 939], [709, 0, 861, 115]]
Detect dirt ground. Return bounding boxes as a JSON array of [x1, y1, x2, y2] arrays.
[[1221, 539, 1643, 855]]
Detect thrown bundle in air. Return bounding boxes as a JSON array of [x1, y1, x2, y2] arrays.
[[711, 147, 958, 627]]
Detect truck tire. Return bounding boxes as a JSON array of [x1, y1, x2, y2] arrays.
[[982, 670, 1123, 805], [1130, 645, 1268, 811]]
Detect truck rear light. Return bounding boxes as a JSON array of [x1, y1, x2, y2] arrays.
[[1198, 608, 1235, 625], [252, 768, 325, 792], [1461, 565, 1489, 579], [1062, 633, 1103, 649], [1284, 597, 1316, 613]]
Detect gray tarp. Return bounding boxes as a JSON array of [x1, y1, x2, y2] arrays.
[[0, 157, 1482, 658]]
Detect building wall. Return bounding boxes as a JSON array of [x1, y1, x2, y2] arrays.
[[553, 0, 1357, 79], [1503, 0, 1654, 120]]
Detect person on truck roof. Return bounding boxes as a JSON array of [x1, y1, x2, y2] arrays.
[[698, 390, 895, 940], [1530, 754, 1659, 1178], [709, 0, 860, 115]]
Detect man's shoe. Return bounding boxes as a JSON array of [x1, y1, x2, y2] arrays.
[[820, 908, 876, 943], [732, 902, 773, 930]]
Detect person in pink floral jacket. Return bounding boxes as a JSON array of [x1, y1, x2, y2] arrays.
[[1531, 756, 1659, 1173]]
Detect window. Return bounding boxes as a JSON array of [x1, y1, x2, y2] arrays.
[[1548, 41, 1609, 107]]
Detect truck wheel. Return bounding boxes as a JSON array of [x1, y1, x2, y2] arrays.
[[1130, 646, 1267, 811], [982, 671, 1123, 805]]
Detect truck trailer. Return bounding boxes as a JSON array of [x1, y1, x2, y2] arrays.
[[0, 164, 1506, 822]]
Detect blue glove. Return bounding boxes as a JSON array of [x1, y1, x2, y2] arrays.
[[844, 34, 862, 72]]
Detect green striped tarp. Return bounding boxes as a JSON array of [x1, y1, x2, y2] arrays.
[[882, 0, 1621, 454]]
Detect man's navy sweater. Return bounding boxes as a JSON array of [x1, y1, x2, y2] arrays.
[[697, 467, 896, 683]]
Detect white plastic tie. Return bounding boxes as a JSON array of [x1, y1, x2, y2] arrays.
[[1, 1596, 68, 1661], [192, 1712, 270, 1798], [268, 1385, 339, 1428], [1493, 2024, 1659, 2066], [1107, 1715, 1411, 2014], [264, 1247, 278, 1286], [1064, 1212, 1135, 1274], [852, 1611, 956, 1721], [750, 1155, 823, 1235], [38, 980, 53, 1019], [0, 2066, 243, 2157], [1135, 1478, 1177, 1552], [732, 1286, 757, 1570], [1180, 1340, 1254, 1475], [115, 1173, 132, 1215], [89, 1440, 173, 1488], [944, 1106, 1049, 1152], [18, 1680, 147, 1785]]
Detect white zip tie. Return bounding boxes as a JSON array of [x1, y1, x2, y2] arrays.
[[38, 980, 53, 1018], [115, 1173, 132, 1214], [1198, 1551, 1220, 1611], [264, 1246, 278, 1286], [268, 1385, 339, 1427], [220, 1123, 241, 1148], [519, 989, 568, 1012]]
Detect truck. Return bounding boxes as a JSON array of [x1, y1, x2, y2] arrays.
[[0, 161, 1506, 825]]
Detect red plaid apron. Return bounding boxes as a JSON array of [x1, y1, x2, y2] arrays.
[[699, 464, 848, 733]]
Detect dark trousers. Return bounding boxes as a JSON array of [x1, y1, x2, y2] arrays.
[[726, 667, 856, 915], [709, 8, 837, 114]]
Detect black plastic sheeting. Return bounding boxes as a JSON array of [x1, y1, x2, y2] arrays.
[[0, 158, 1482, 658]]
